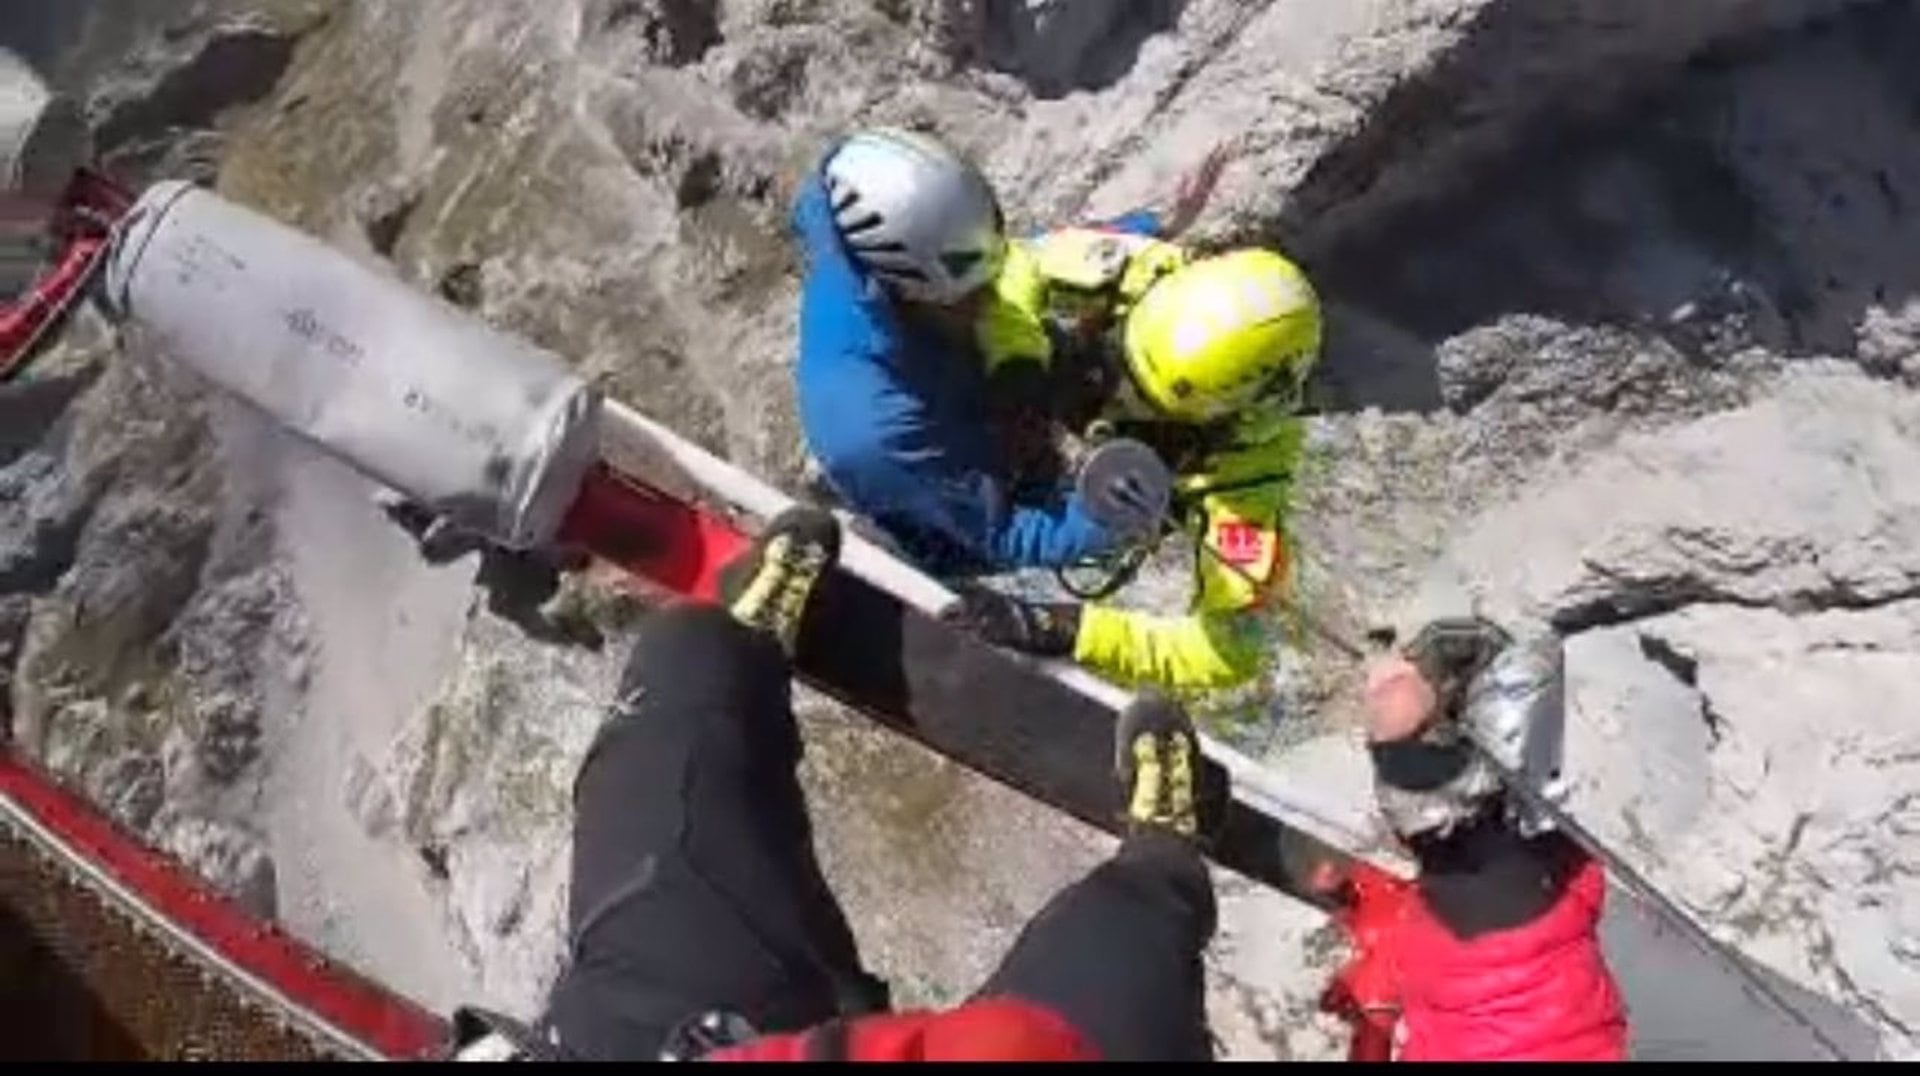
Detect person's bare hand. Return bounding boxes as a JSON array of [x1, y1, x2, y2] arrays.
[[1364, 656, 1438, 743]]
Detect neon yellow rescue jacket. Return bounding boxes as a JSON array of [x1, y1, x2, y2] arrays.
[[975, 223, 1305, 693]]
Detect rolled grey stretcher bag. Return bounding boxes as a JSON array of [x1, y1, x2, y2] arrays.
[[103, 181, 602, 549]]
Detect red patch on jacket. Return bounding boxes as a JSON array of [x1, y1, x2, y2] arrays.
[[1214, 521, 1267, 566]]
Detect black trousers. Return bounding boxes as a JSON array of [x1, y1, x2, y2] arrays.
[[540, 606, 1216, 1061]]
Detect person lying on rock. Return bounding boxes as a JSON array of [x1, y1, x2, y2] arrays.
[[794, 127, 1324, 697], [444, 508, 1627, 1061], [1353, 625, 1629, 1061]]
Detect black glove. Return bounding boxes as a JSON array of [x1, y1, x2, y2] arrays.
[[940, 584, 1081, 657], [1073, 437, 1172, 543], [377, 494, 487, 565]]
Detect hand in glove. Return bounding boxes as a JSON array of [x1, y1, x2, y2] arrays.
[[940, 584, 1082, 658], [377, 493, 489, 565], [1072, 437, 1172, 543]]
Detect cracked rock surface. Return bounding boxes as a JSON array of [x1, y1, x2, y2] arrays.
[[5, 0, 1919, 1060]]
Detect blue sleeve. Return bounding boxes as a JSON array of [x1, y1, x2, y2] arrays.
[[1094, 209, 1163, 238], [905, 464, 1121, 570], [792, 173, 1122, 572], [828, 448, 1124, 572], [993, 493, 1125, 567]]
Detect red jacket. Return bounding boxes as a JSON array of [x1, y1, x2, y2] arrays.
[[1397, 858, 1628, 1061], [712, 862, 1627, 1064], [708, 998, 1098, 1062]]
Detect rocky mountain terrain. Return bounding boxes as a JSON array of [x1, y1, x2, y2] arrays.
[[4, 0, 1918, 1059]]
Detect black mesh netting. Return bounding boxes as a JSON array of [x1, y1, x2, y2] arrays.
[[0, 821, 341, 1061]]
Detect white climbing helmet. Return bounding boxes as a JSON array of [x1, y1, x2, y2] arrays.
[[822, 128, 1005, 305]]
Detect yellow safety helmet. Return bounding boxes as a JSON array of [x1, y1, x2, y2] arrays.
[[1120, 248, 1323, 424]]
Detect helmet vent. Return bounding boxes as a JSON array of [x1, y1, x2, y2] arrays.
[[939, 250, 984, 278], [826, 178, 859, 214], [840, 211, 886, 236]]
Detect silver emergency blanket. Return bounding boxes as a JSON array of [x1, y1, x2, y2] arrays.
[[103, 181, 602, 549], [1461, 633, 1569, 836]]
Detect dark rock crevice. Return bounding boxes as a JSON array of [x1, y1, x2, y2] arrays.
[[0, 0, 95, 70], [363, 192, 422, 260], [1550, 575, 1920, 636], [93, 26, 302, 165], [0, 380, 106, 602], [1286, 0, 1920, 418], [0, 492, 95, 598], [0, 370, 102, 471], [436, 262, 485, 310], [964, 0, 1188, 99], [1635, 633, 1725, 746], [1813, 927, 1917, 1041], [0, 597, 30, 740], [1284, 0, 1888, 262], [586, 0, 723, 67]]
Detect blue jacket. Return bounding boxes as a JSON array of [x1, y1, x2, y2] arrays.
[[791, 173, 1119, 574]]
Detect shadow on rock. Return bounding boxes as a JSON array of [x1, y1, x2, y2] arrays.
[[0, 0, 95, 70], [94, 22, 305, 179], [0, 368, 100, 469], [1290, 1, 1920, 408], [964, 0, 1186, 99], [1306, 300, 1445, 415]]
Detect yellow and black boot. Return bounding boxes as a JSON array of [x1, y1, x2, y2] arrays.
[[716, 506, 842, 656], [1115, 691, 1203, 840]]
